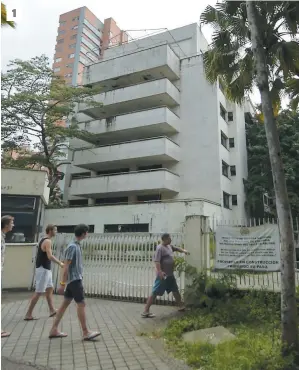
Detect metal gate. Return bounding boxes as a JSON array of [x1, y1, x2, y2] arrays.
[[31, 232, 185, 304]]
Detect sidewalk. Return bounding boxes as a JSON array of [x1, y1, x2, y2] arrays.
[[1, 293, 190, 370]]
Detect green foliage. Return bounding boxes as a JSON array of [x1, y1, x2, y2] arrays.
[[200, 1, 299, 106], [1, 55, 102, 180], [245, 109, 299, 216], [163, 288, 296, 369]]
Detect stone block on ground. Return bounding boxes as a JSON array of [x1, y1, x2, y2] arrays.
[[182, 326, 236, 346]]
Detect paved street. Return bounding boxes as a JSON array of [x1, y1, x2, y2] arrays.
[[1, 292, 190, 370]]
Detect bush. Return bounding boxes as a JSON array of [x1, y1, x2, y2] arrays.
[[162, 269, 297, 370]]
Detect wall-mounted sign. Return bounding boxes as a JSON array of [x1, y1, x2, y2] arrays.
[[215, 224, 280, 271]]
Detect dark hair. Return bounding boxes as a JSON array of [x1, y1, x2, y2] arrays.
[[74, 224, 89, 237], [161, 233, 170, 241], [46, 224, 56, 234], [1, 215, 14, 230]]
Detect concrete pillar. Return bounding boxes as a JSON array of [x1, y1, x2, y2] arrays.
[[88, 171, 97, 206], [184, 215, 209, 271]]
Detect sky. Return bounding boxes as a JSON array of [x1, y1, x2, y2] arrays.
[[1, 0, 212, 69]]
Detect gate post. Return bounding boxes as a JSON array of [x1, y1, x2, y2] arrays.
[[184, 215, 209, 271]]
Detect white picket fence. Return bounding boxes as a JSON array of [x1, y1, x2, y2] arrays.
[[42, 233, 185, 304]]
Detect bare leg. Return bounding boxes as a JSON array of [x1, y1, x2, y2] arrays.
[[144, 294, 155, 313], [173, 291, 185, 310], [25, 293, 42, 319], [49, 299, 71, 336], [45, 287, 56, 316], [76, 301, 88, 337]]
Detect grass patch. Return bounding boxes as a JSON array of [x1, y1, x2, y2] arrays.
[[162, 269, 298, 369]]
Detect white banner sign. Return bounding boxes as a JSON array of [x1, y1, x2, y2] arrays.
[[215, 224, 280, 271]]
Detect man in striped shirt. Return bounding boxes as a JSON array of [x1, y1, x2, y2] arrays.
[[49, 224, 100, 341]]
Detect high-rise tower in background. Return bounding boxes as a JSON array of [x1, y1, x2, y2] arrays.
[[53, 6, 128, 87], [52, 7, 127, 192]]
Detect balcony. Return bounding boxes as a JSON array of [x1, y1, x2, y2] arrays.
[[78, 107, 179, 144], [73, 137, 180, 171], [83, 44, 180, 91], [69, 169, 180, 197], [78, 78, 180, 119]]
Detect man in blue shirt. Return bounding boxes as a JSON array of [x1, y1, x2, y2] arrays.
[[49, 224, 100, 341]]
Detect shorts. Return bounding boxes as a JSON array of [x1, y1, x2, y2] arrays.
[[64, 280, 84, 303], [152, 275, 179, 296], [35, 267, 53, 293]]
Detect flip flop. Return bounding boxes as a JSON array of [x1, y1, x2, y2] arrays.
[[49, 332, 68, 339], [1, 331, 10, 338], [83, 332, 101, 341], [141, 312, 155, 318], [24, 317, 39, 321], [49, 311, 57, 318]]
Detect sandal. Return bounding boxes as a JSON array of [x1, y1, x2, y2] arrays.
[[49, 332, 68, 339], [24, 317, 39, 321], [141, 312, 155, 318], [83, 331, 101, 341], [1, 331, 10, 338]]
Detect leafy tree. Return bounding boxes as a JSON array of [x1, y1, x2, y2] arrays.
[[1, 3, 15, 28], [201, 1, 299, 350], [245, 110, 299, 217], [1, 55, 101, 192]]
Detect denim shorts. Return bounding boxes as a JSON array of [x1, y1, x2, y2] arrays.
[[152, 275, 179, 296]]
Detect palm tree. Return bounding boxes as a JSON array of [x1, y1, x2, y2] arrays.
[[201, 1, 299, 351], [1, 3, 15, 28]]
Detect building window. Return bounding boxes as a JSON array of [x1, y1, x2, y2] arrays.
[[222, 161, 229, 177], [69, 43, 76, 48], [57, 39, 64, 44], [223, 192, 230, 209], [55, 57, 62, 63], [221, 131, 228, 148], [229, 138, 235, 148], [58, 30, 66, 35], [66, 63, 73, 68], [72, 25, 78, 30], [228, 112, 234, 121], [104, 224, 149, 233], [72, 16, 79, 21], [71, 34, 77, 39], [53, 67, 61, 72], [220, 104, 227, 121], [57, 224, 94, 233], [64, 73, 72, 78], [232, 195, 238, 206], [138, 164, 162, 171], [95, 197, 128, 205], [137, 194, 161, 202], [68, 53, 75, 58], [230, 165, 236, 176], [59, 20, 66, 26], [56, 47, 62, 52]]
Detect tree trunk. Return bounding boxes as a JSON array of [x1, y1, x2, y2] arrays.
[[246, 1, 298, 351]]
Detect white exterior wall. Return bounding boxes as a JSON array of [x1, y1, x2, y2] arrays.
[[1, 169, 50, 204], [45, 200, 223, 233], [59, 22, 250, 231]]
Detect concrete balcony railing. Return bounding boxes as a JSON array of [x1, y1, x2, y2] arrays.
[[73, 136, 180, 171], [69, 169, 180, 197], [83, 44, 180, 91], [78, 78, 180, 119], [78, 107, 180, 144]]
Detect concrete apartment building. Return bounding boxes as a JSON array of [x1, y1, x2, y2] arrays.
[[45, 23, 254, 233]]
